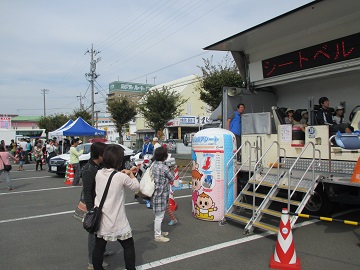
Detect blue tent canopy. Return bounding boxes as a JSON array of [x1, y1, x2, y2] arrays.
[[59, 117, 106, 136], [48, 119, 74, 137]]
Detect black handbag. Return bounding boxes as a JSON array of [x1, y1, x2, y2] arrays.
[[83, 171, 117, 233], [0, 155, 12, 171]]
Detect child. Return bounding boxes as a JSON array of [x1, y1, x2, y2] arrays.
[[284, 108, 298, 125], [33, 142, 44, 171], [299, 110, 309, 125], [18, 147, 26, 171], [333, 105, 344, 124]]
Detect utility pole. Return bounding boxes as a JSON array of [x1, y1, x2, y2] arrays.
[[40, 89, 49, 117], [76, 92, 84, 110], [85, 44, 101, 126], [95, 110, 101, 128]]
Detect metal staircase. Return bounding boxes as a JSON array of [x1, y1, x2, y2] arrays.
[[224, 141, 321, 234]]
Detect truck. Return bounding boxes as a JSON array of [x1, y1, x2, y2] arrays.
[[204, 0, 360, 233]]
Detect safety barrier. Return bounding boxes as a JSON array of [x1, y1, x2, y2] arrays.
[[289, 212, 359, 226]]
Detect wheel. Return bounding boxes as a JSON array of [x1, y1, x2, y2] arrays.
[[304, 187, 333, 216]]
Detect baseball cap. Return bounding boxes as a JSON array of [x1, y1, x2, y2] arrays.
[[301, 110, 308, 116]]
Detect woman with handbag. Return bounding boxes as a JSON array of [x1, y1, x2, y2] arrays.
[[92, 144, 139, 270], [81, 142, 114, 270], [0, 144, 17, 191], [152, 146, 176, 243]]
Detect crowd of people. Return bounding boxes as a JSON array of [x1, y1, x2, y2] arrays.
[[0, 137, 73, 190]]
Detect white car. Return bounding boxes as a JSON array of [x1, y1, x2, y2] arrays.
[[49, 142, 134, 175]]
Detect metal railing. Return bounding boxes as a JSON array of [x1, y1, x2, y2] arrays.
[[224, 141, 254, 214], [287, 141, 321, 210], [252, 141, 286, 217]]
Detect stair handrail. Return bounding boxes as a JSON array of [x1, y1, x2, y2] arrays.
[[224, 141, 253, 214], [287, 142, 321, 210], [252, 141, 285, 217]]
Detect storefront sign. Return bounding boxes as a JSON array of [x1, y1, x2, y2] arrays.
[[262, 32, 360, 78]]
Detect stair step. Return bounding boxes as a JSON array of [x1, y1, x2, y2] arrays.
[[270, 196, 300, 206], [253, 221, 279, 233], [233, 201, 257, 210], [225, 213, 251, 224], [249, 179, 308, 193], [241, 190, 266, 198], [261, 208, 282, 218]]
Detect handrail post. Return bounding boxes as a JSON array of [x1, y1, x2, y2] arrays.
[[328, 135, 336, 176]]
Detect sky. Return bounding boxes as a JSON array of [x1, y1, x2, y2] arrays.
[[0, 0, 313, 117]]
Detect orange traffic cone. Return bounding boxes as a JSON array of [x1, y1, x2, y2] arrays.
[[64, 163, 74, 185], [168, 186, 178, 212], [270, 208, 301, 270], [350, 157, 360, 183]]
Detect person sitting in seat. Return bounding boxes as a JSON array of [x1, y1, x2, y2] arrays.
[[284, 108, 299, 125], [333, 105, 344, 124], [316, 97, 352, 134], [299, 110, 309, 126]]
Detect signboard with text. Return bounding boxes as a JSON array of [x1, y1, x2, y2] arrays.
[[262, 32, 360, 78], [0, 117, 11, 129]]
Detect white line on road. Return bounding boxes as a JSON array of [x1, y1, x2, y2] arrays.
[[12, 176, 53, 181], [0, 195, 192, 224], [0, 186, 77, 196]]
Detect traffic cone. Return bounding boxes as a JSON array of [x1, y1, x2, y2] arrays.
[[173, 166, 180, 187], [270, 208, 301, 270], [168, 186, 178, 211], [64, 163, 74, 185], [350, 157, 360, 183]]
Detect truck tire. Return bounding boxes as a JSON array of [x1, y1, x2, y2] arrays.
[[304, 187, 334, 216]]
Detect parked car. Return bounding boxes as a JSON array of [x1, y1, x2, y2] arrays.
[[49, 142, 134, 176]]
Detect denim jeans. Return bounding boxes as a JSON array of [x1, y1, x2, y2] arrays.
[[88, 232, 96, 264]]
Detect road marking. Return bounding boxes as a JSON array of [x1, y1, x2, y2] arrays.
[[0, 195, 191, 223], [12, 176, 53, 181], [0, 186, 77, 196], [135, 209, 360, 269]]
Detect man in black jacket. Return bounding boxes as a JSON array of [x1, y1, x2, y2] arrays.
[[316, 97, 352, 134], [82, 142, 114, 270]]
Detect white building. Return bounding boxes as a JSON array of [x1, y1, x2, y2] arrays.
[[135, 74, 211, 141]]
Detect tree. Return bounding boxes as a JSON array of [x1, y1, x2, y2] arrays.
[[138, 87, 188, 134], [107, 96, 137, 143], [197, 54, 243, 110], [38, 114, 71, 135], [72, 108, 92, 124]]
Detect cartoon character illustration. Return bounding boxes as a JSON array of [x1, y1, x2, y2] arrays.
[[195, 192, 218, 220], [192, 168, 203, 214]]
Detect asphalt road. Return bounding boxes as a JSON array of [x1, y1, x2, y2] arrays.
[[1, 163, 360, 270]]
